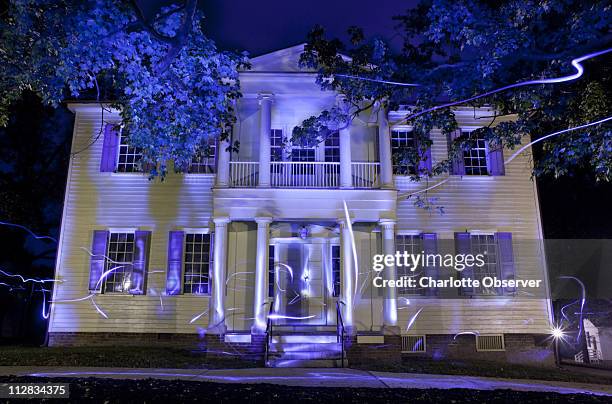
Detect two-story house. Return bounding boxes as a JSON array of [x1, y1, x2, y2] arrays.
[[48, 44, 555, 367]]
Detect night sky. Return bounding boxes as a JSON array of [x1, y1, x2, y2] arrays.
[[198, 0, 414, 56]]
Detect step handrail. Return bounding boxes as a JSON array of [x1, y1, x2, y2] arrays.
[[336, 300, 346, 368], [264, 299, 274, 366]]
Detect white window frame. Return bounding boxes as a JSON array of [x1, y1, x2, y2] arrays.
[[102, 229, 138, 294], [460, 127, 490, 176], [467, 231, 501, 296], [182, 229, 213, 295], [390, 127, 417, 175], [115, 126, 143, 173], [395, 233, 426, 296], [188, 138, 217, 174]]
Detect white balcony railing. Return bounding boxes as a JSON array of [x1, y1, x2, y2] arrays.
[[271, 161, 340, 188], [229, 161, 259, 187], [228, 161, 381, 189], [351, 162, 380, 188]]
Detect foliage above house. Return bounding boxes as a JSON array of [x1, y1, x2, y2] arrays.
[[0, 0, 248, 177], [294, 0, 611, 181]]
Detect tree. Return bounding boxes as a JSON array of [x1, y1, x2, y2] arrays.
[[294, 0, 611, 182], [0, 0, 248, 177]]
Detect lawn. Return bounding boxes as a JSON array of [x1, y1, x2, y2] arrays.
[[0, 346, 259, 369], [0, 376, 608, 403], [353, 356, 612, 386]]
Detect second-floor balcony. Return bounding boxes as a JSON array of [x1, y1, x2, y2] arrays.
[[228, 161, 381, 189]]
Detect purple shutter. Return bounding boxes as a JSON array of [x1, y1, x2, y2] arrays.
[[166, 231, 185, 295], [455, 232, 474, 295], [89, 230, 109, 291], [130, 230, 151, 295], [496, 232, 515, 294], [488, 142, 505, 176], [416, 136, 433, 174], [422, 233, 438, 296], [450, 130, 465, 175], [100, 124, 119, 172]]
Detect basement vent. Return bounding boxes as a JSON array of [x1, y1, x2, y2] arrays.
[[476, 334, 505, 351], [402, 335, 426, 353]]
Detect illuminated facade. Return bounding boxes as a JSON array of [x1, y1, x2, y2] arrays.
[[48, 45, 554, 367]]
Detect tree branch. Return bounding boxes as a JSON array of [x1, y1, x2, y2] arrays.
[[154, 0, 198, 76]]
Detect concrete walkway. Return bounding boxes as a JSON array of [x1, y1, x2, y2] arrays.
[[0, 367, 610, 396]]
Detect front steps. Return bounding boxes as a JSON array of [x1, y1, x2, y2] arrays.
[[266, 331, 346, 368]]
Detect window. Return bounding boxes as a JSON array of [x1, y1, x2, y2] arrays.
[[470, 234, 499, 295], [391, 129, 416, 175], [463, 130, 488, 175], [324, 131, 340, 162], [189, 139, 216, 174], [268, 245, 275, 298], [291, 146, 316, 162], [270, 129, 284, 162], [331, 245, 341, 297], [103, 232, 135, 293], [116, 127, 143, 173], [395, 235, 424, 295], [183, 233, 213, 294], [291, 144, 316, 175]]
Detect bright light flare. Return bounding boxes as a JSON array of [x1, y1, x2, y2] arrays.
[[551, 326, 565, 340]]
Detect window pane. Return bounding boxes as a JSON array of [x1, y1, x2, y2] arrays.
[[116, 128, 144, 173], [470, 234, 499, 295], [183, 233, 212, 294], [391, 130, 416, 175], [395, 235, 424, 295], [103, 232, 136, 294], [463, 130, 489, 175]]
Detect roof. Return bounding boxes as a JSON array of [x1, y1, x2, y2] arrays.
[[247, 43, 314, 73]]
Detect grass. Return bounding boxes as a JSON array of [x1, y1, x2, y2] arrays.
[[0, 346, 259, 369], [351, 356, 612, 385]]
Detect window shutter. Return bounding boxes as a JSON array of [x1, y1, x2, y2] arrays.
[[166, 231, 185, 295], [454, 232, 474, 295], [131, 230, 151, 295], [488, 143, 505, 176], [416, 136, 433, 174], [100, 124, 119, 172], [89, 230, 109, 291], [422, 233, 438, 296], [496, 232, 515, 294], [449, 130, 465, 175]]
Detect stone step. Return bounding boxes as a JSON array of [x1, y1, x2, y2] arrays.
[[272, 325, 337, 333], [268, 350, 343, 360], [270, 334, 337, 344], [269, 342, 342, 353], [266, 358, 348, 368]]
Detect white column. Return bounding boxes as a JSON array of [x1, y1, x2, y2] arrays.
[[216, 137, 231, 187], [208, 217, 230, 334], [258, 93, 274, 187], [252, 217, 273, 334], [338, 218, 355, 334], [377, 103, 394, 188], [337, 96, 353, 188], [380, 219, 398, 331]]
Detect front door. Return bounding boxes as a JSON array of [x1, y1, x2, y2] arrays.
[[272, 240, 327, 325]]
